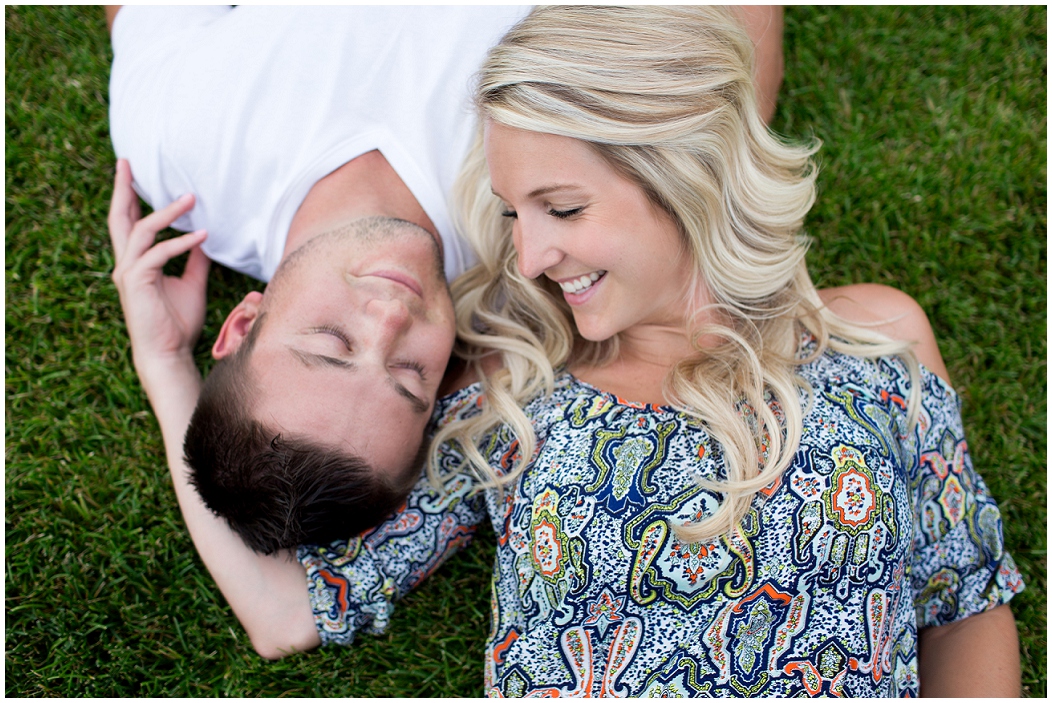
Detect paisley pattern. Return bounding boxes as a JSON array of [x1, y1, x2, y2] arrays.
[[299, 345, 1023, 696]]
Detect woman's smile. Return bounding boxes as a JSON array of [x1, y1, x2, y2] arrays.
[[485, 120, 698, 343], [555, 270, 605, 299]]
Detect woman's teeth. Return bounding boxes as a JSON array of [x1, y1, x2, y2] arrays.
[[559, 271, 605, 294]]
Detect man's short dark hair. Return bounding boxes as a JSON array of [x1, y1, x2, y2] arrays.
[[183, 313, 424, 555]]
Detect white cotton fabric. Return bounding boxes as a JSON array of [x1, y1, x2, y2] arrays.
[[109, 5, 530, 282]]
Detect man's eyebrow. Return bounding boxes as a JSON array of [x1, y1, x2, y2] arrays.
[[289, 348, 429, 414], [289, 348, 354, 369], [389, 377, 429, 414]]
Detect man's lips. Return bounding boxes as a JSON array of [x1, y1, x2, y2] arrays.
[[367, 270, 423, 297]]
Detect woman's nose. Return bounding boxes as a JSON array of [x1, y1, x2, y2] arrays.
[[514, 220, 563, 279]]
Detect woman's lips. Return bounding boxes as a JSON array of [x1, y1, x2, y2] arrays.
[[559, 271, 606, 304]]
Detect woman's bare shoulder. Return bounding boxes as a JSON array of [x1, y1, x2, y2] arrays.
[[817, 283, 952, 385]]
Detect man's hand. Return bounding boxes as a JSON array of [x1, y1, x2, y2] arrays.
[[107, 159, 320, 659], [108, 158, 210, 382]]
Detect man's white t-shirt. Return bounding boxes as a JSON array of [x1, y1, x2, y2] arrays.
[[109, 5, 530, 282]]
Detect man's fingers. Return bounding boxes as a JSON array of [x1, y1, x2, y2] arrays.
[[108, 159, 196, 268], [139, 192, 195, 233], [125, 193, 196, 261], [133, 230, 209, 275], [108, 158, 137, 257], [182, 240, 212, 288]]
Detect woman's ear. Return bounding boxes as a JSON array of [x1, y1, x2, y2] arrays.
[[212, 290, 264, 359]]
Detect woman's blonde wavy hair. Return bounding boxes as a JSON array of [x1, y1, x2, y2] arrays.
[[430, 5, 919, 543]]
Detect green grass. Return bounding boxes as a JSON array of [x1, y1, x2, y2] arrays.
[[6, 5, 1045, 697]]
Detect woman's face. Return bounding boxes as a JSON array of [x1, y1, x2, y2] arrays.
[[485, 121, 697, 343]]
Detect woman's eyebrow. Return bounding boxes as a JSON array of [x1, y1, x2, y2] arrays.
[[490, 183, 586, 200], [526, 183, 584, 199]]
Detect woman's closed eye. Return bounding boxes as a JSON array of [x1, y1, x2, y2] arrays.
[[500, 207, 584, 219], [547, 206, 583, 219]]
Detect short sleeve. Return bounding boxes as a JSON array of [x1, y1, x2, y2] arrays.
[[905, 367, 1024, 628], [297, 383, 490, 646], [297, 471, 487, 646], [111, 6, 234, 66], [109, 6, 237, 232]]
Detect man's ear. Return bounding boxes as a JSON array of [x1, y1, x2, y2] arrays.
[[212, 291, 265, 359]]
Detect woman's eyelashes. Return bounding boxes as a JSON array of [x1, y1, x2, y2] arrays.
[[548, 206, 583, 219], [499, 206, 584, 219]]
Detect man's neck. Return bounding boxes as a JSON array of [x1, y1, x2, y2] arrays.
[[283, 149, 439, 260]]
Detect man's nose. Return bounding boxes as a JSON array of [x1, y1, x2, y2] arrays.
[[365, 297, 411, 344], [514, 219, 564, 280]]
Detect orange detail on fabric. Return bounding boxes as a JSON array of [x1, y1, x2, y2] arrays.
[[318, 569, 350, 612], [731, 583, 793, 614], [492, 629, 520, 665]]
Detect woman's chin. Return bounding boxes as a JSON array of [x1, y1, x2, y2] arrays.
[[572, 317, 618, 343]]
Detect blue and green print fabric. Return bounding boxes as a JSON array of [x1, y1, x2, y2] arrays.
[[299, 340, 1022, 697]]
